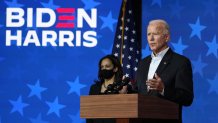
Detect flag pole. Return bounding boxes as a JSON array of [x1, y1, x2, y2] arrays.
[[120, 0, 127, 64]]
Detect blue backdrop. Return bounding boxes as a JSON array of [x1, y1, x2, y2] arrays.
[[0, 0, 217, 123]]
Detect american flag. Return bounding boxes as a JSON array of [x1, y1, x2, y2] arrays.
[[112, 0, 141, 80]]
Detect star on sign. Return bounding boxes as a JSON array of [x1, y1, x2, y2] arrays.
[[81, 0, 101, 10], [27, 80, 47, 100], [5, 0, 24, 7], [9, 96, 29, 116], [171, 37, 188, 55], [30, 114, 49, 123], [205, 35, 218, 58], [46, 97, 66, 117], [67, 76, 86, 96], [208, 74, 218, 95], [189, 17, 206, 40], [192, 55, 207, 77], [40, 0, 60, 10], [99, 11, 117, 32]]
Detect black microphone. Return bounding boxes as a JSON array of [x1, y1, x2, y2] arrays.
[[104, 77, 132, 94], [116, 77, 131, 90], [104, 84, 116, 94]]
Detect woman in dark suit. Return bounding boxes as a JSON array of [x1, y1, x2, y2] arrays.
[[86, 55, 125, 123]]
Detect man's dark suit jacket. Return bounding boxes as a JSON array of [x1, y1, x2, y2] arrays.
[[136, 48, 194, 123]]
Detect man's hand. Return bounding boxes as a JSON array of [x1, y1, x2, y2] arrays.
[[146, 73, 164, 93]]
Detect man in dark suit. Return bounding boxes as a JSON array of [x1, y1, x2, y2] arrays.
[[136, 19, 194, 123]]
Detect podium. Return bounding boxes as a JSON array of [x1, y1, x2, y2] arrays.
[[80, 94, 179, 123]]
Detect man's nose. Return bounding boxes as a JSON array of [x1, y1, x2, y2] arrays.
[[150, 35, 154, 41]]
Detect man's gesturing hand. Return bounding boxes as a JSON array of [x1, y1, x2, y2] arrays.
[[146, 73, 164, 93]]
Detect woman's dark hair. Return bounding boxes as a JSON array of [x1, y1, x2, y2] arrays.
[[97, 55, 123, 84]]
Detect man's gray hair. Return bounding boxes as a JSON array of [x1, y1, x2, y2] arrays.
[[148, 19, 170, 35]]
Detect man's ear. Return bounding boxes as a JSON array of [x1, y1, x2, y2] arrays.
[[165, 34, 170, 42]]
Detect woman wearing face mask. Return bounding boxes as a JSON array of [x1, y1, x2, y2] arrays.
[[86, 55, 126, 123], [90, 55, 125, 95]]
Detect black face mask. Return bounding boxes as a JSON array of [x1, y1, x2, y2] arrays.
[[100, 69, 115, 79]]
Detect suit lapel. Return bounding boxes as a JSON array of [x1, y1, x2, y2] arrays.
[[155, 48, 173, 75], [142, 56, 152, 81]]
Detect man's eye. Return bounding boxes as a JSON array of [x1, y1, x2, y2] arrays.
[[153, 33, 158, 35]]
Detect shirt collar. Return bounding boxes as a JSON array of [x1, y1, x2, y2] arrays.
[[151, 47, 169, 59]]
